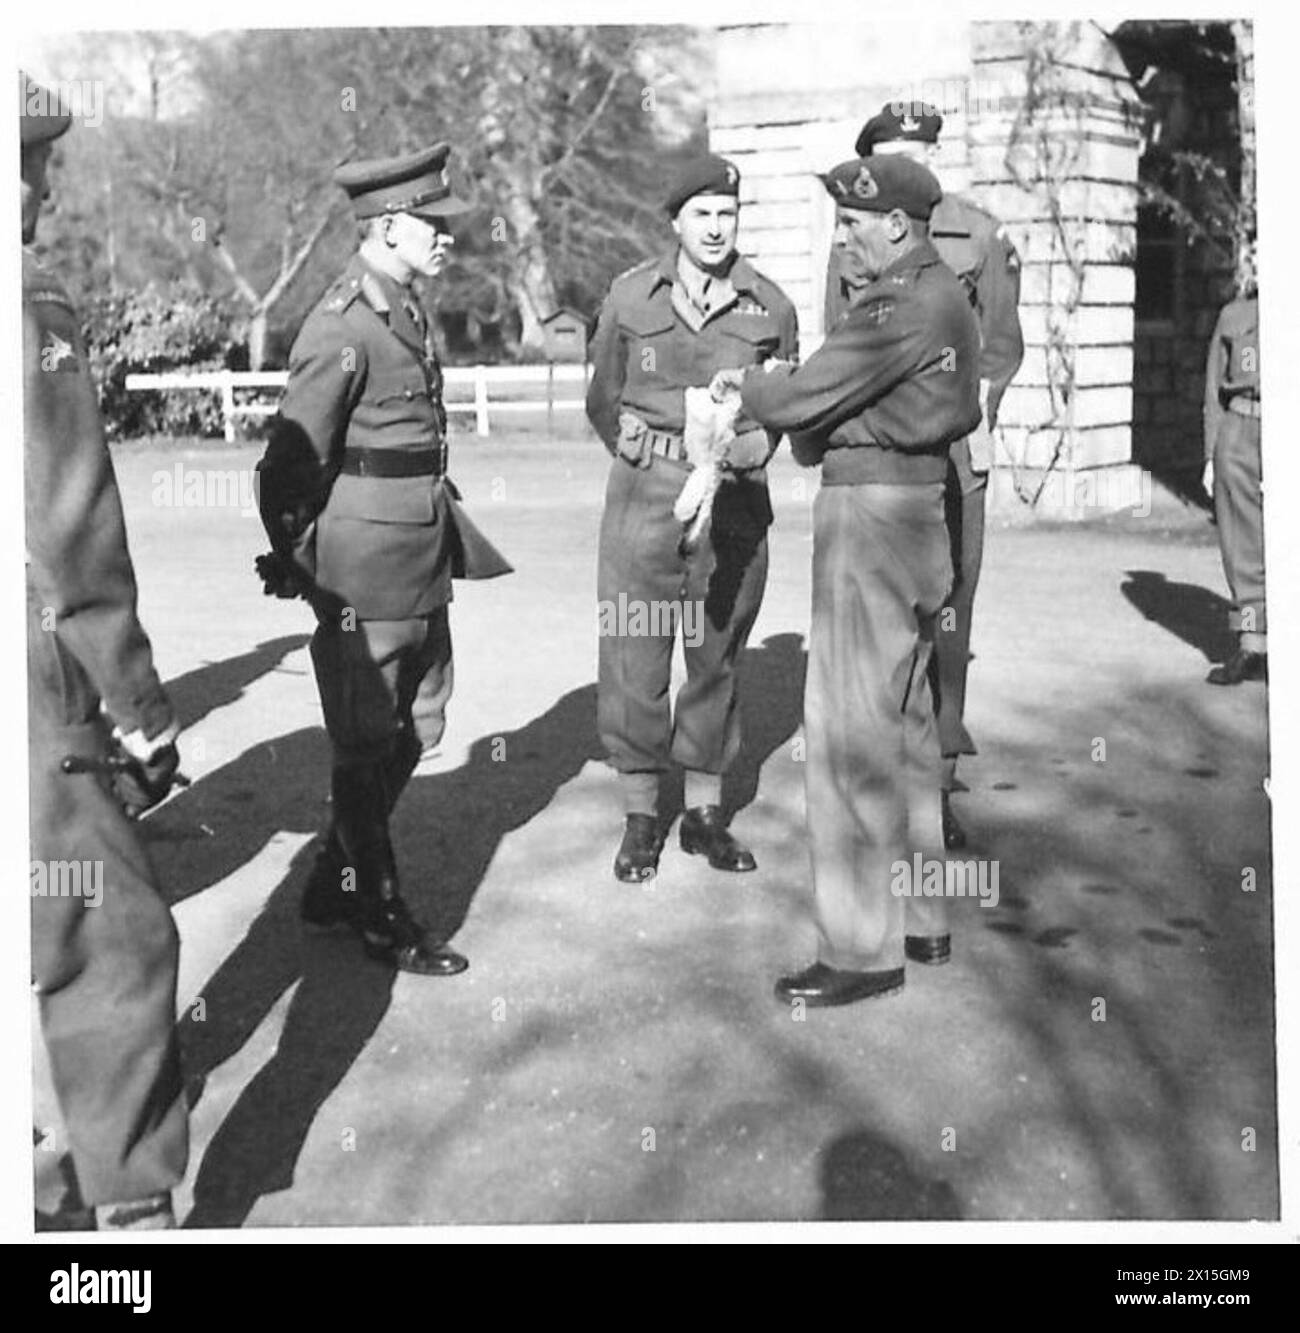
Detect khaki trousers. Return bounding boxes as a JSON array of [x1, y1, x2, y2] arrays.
[[29, 627, 187, 1206], [1212, 412, 1266, 643], [596, 456, 768, 782], [805, 482, 953, 972]]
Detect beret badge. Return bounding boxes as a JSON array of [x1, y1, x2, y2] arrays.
[[852, 166, 879, 200]]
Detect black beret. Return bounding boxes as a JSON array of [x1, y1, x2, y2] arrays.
[[819, 155, 942, 221], [20, 72, 72, 148], [334, 143, 471, 220], [664, 154, 740, 217], [855, 102, 944, 157]]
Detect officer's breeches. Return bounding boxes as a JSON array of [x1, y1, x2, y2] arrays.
[[310, 609, 453, 804], [28, 704, 187, 1207], [596, 457, 767, 777], [930, 445, 985, 771], [805, 482, 952, 972], [1212, 414, 1266, 642]]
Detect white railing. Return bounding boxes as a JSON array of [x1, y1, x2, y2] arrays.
[[124, 362, 592, 442]]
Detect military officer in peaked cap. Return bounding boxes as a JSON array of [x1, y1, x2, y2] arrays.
[[736, 154, 981, 1005], [23, 73, 188, 1228], [257, 143, 511, 976], [828, 102, 1024, 850], [586, 154, 798, 883]]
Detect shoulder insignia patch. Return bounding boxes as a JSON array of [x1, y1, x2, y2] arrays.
[[24, 253, 76, 313], [323, 275, 363, 314], [27, 286, 75, 311], [41, 330, 78, 373]]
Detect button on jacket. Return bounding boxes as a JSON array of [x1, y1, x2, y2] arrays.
[[743, 239, 981, 483], [586, 249, 799, 450]]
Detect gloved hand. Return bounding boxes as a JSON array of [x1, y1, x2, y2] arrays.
[[614, 412, 651, 467], [110, 728, 182, 818], [255, 549, 304, 599]]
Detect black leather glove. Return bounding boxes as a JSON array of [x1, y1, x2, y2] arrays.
[[255, 549, 304, 599], [111, 741, 181, 818]]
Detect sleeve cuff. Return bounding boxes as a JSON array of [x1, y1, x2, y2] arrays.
[[114, 719, 180, 762]]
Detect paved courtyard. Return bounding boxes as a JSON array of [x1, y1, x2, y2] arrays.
[[33, 431, 1278, 1227]]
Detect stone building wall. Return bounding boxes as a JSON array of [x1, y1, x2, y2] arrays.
[[706, 19, 1148, 515]]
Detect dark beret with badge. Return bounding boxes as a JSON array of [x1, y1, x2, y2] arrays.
[[664, 153, 741, 217], [334, 143, 472, 220], [819, 155, 942, 221], [20, 71, 73, 147], [855, 101, 944, 156]]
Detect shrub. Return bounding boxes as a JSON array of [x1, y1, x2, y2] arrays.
[[84, 283, 246, 440]]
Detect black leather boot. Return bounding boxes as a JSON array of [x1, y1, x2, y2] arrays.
[[300, 824, 354, 930], [679, 805, 756, 872], [332, 763, 467, 977], [1206, 647, 1267, 685], [614, 814, 663, 883]]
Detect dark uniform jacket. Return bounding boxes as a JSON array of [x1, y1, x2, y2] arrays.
[[586, 249, 799, 449], [827, 193, 1023, 433], [23, 248, 174, 740], [743, 239, 981, 486], [262, 253, 509, 622], [1204, 296, 1260, 460]]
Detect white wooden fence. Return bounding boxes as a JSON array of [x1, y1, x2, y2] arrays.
[[124, 362, 592, 442]]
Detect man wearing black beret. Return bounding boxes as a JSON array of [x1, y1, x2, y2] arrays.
[[734, 154, 981, 1005], [259, 143, 511, 976], [586, 155, 798, 883], [830, 102, 1025, 850]]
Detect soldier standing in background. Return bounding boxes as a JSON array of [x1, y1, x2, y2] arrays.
[[585, 156, 798, 883], [737, 154, 982, 1005], [258, 144, 511, 976], [1203, 250, 1264, 685], [827, 102, 1024, 849], [23, 73, 188, 1230]]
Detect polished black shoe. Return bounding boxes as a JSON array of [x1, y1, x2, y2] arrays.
[[330, 762, 467, 976], [941, 792, 968, 850], [1207, 648, 1267, 686], [359, 891, 469, 977], [614, 813, 662, 882], [905, 933, 952, 965], [679, 805, 757, 872], [300, 831, 356, 931], [774, 961, 905, 1007]]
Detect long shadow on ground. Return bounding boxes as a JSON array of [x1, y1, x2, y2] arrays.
[[158, 631, 806, 1226], [1120, 569, 1234, 665]]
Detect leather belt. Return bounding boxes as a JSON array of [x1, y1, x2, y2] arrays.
[[340, 446, 444, 478], [1226, 396, 1261, 419], [645, 428, 688, 463]]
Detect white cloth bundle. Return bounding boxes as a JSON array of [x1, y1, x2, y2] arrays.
[[675, 385, 742, 552]]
